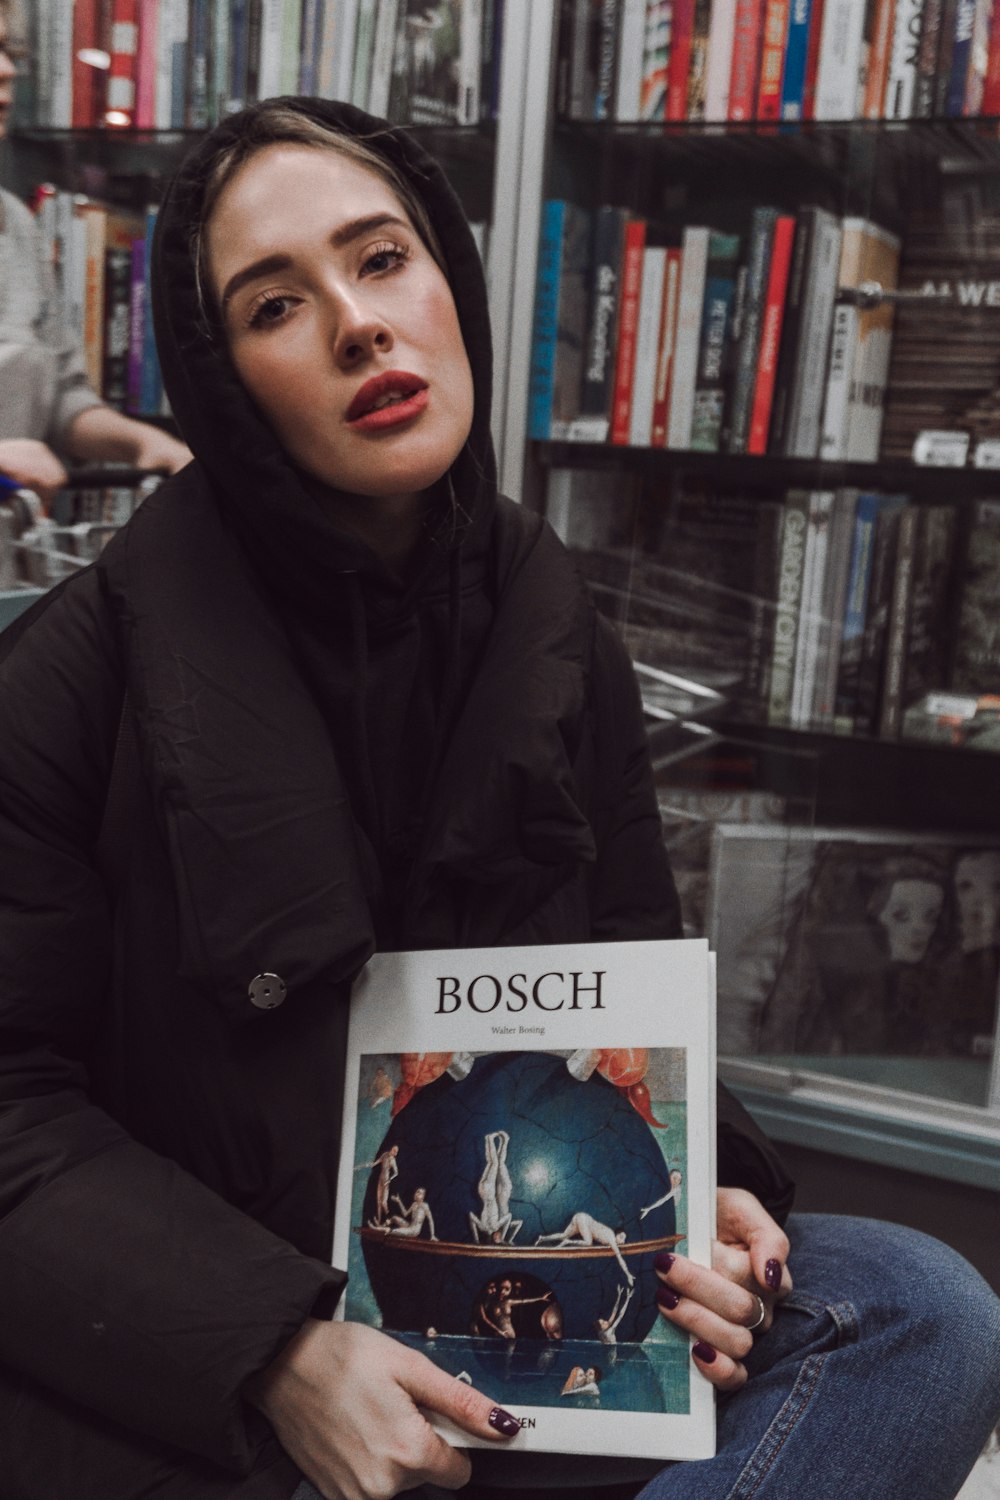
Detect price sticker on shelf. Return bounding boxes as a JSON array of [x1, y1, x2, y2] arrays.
[[912, 430, 970, 467], [973, 439, 1000, 468]]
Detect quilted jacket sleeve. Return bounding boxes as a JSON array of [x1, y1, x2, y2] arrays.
[[588, 616, 795, 1225], [0, 576, 343, 1476]]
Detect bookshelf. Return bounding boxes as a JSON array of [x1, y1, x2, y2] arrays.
[[506, 3, 1000, 1188]]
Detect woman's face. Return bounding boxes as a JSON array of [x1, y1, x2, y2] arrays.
[[207, 143, 474, 512], [875, 878, 944, 964], [953, 852, 1000, 954]]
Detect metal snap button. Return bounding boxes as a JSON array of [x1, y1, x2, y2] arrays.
[[248, 972, 287, 1010]]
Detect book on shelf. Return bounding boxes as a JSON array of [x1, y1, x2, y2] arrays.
[[332, 939, 717, 1460], [767, 488, 810, 726], [691, 231, 742, 453], [854, 500, 907, 736], [814, 0, 868, 118], [810, 486, 859, 728], [747, 213, 795, 455], [725, 206, 778, 455], [610, 218, 648, 445], [884, 0, 926, 118], [686, 0, 716, 117], [780, 0, 816, 117], [703, 0, 738, 119], [666, 225, 710, 450], [650, 247, 684, 448], [757, 0, 791, 118], [897, 504, 958, 732], [629, 245, 668, 447], [913, 0, 944, 114], [667, 0, 696, 118], [860, 0, 894, 118], [820, 217, 901, 464], [790, 488, 835, 728], [773, 207, 842, 459], [727, 0, 766, 118], [949, 498, 1000, 695], [832, 492, 907, 734], [877, 502, 920, 739], [572, 205, 628, 444], [528, 200, 592, 443], [612, 0, 648, 119]]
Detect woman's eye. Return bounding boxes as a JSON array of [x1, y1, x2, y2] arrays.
[[248, 292, 295, 330], [363, 241, 411, 276]]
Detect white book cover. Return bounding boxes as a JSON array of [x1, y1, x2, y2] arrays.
[[787, 210, 842, 458], [667, 227, 710, 450], [458, 0, 484, 124], [791, 490, 835, 727], [703, 0, 738, 121], [257, 0, 286, 101], [884, 0, 926, 117], [155, 0, 177, 129], [814, 0, 868, 118], [630, 247, 668, 447], [614, 0, 649, 120], [332, 939, 717, 1461]]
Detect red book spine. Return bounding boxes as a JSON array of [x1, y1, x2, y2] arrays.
[[610, 220, 647, 446], [862, 0, 895, 116], [135, 0, 159, 128], [729, 0, 767, 117], [802, 0, 827, 116], [650, 247, 683, 447], [667, 0, 696, 119], [72, 0, 103, 128], [747, 214, 796, 454], [757, 0, 791, 117], [107, 0, 139, 125], [982, 6, 1000, 110]]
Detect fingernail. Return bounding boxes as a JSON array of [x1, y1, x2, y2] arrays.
[[654, 1251, 675, 1275], [656, 1286, 680, 1311], [489, 1406, 521, 1437], [692, 1342, 717, 1364], [765, 1259, 782, 1291]]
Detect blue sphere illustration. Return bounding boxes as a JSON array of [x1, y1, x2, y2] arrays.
[[361, 1051, 677, 1342]]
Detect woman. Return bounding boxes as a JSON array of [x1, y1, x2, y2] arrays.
[[0, 98, 997, 1500], [0, 0, 189, 503]]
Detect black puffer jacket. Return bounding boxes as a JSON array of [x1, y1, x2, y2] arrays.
[[0, 100, 792, 1499]]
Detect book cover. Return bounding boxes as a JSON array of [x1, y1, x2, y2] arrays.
[[102, 208, 142, 408], [573, 205, 628, 442], [106, 0, 139, 125], [832, 492, 906, 731], [790, 488, 836, 727], [945, 0, 977, 111], [884, 0, 926, 113], [757, 0, 791, 116], [780, 207, 842, 458], [709, 824, 1000, 1062], [613, 0, 649, 119], [139, 204, 162, 416], [802, 0, 829, 112], [963, 0, 994, 110], [748, 213, 796, 454], [815, 0, 868, 116], [72, 0, 103, 129], [569, 0, 600, 117], [767, 489, 811, 726], [666, 225, 711, 449], [185, 0, 212, 127], [686, 0, 714, 116], [901, 504, 957, 710], [610, 219, 649, 445], [369, 0, 401, 115], [950, 498, 1000, 693], [704, 0, 738, 118], [935, 0, 962, 108], [690, 231, 741, 452], [458, 0, 485, 123], [855, 500, 907, 734], [810, 486, 860, 726], [981, 2, 1000, 109], [351, 0, 378, 108], [528, 200, 591, 442], [781, 0, 816, 115], [667, 0, 696, 117], [332, 939, 717, 1460], [725, 206, 779, 454], [728, 0, 766, 117], [651, 247, 683, 447], [640, 0, 671, 119], [629, 247, 668, 447], [878, 501, 920, 737], [392, 0, 463, 124], [593, 0, 621, 119], [79, 199, 108, 394], [844, 222, 900, 460], [913, 0, 943, 113], [861, 0, 896, 115]]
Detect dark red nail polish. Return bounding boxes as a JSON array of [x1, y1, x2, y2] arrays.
[[692, 1342, 717, 1364], [765, 1259, 782, 1291], [654, 1251, 675, 1275], [656, 1286, 680, 1311], [489, 1407, 521, 1437]]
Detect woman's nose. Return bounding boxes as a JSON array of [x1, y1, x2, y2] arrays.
[[330, 289, 393, 367]]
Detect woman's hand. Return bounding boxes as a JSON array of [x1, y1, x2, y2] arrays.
[[0, 438, 68, 508], [654, 1187, 793, 1394], [244, 1318, 521, 1500]]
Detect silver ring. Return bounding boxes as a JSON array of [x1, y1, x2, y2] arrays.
[[747, 1294, 767, 1332]]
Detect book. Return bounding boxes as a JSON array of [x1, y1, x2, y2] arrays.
[[935, 0, 962, 109], [186, 0, 212, 127], [106, 0, 139, 125], [767, 489, 811, 726], [71, 0, 103, 129], [963, 0, 994, 110], [351, 0, 378, 107], [392, 0, 465, 124], [757, 0, 791, 117], [884, 0, 925, 113], [667, 0, 696, 118], [640, 0, 671, 118], [861, 0, 896, 116], [810, 487, 860, 726], [781, 0, 816, 115], [610, 219, 648, 444], [981, 3, 1000, 110], [777, 207, 842, 458], [458, 0, 485, 123], [855, 501, 907, 735], [878, 501, 920, 738], [102, 208, 142, 409], [901, 504, 958, 712], [819, 218, 868, 460], [572, 205, 628, 442], [790, 488, 836, 727], [613, 0, 648, 119], [629, 246, 668, 447], [528, 200, 592, 441], [594, 0, 621, 119], [802, 0, 829, 112], [686, 0, 715, 116], [913, 0, 944, 113], [369, 0, 401, 115], [704, 0, 738, 118], [568, 0, 600, 117], [747, 213, 796, 454], [833, 492, 906, 732], [79, 199, 108, 394], [945, 0, 978, 111], [815, 0, 868, 116], [728, 0, 766, 116], [950, 498, 1000, 693], [691, 231, 741, 452], [742, 499, 786, 718], [651, 248, 683, 447], [844, 223, 900, 460], [666, 225, 711, 449], [332, 939, 716, 1460], [725, 206, 779, 454]]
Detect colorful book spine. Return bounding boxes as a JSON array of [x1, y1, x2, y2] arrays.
[[107, 0, 140, 125], [725, 206, 778, 453], [549, 203, 594, 440], [610, 219, 648, 444], [748, 213, 796, 453], [982, 5, 1000, 109], [768, 490, 811, 726], [802, 0, 828, 112], [651, 247, 683, 447], [102, 212, 139, 408], [71, 0, 102, 129], [139, 205, 163, 416], [686, 0, 715, 116], [820, 216, 867, 460], [862, 0, 896, 115], [691, 231, 742, 452], [640, 0, 671, 119], [667, 0, 696, 117], [791, 489, 835, 727], [963, 0, 994, 110], [529, 200, 569, 441], [757, 0, 791, 116], [574, 204, 628, 442], [815, 0, 868, 116], [728, 0, 766, 116], [613, 0, 648, 119], [946, 0, 978, 111], [629, 246, 668, 446], [666, 225, 711, 448], [781, 0, 815, 115], [844, 222, 900, 460], [704, 0, 738, 118], [80, 201, 108, 394], [833, 492, 903, 731], [913, 0, 944, 113], [781, 207, 842, 458], [885, 0, 926, 115]]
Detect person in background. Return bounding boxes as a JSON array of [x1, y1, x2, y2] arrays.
[[0, 0, 189, 509]]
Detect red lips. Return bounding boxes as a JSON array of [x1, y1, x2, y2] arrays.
[[346, 370, 427, 422]]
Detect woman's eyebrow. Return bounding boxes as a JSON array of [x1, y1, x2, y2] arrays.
[[220, 214, 411, 312]]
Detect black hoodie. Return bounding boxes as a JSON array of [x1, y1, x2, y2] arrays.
[[0, 99, 792, 1500]]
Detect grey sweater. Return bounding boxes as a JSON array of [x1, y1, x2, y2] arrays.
[[0, 186, 103, 449]]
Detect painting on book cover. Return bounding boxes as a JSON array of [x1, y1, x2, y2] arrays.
[[708, 825, 1000, 1104], [344, 1046, 693, 1416]]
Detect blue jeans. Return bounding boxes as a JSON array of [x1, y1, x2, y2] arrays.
[[291, 1214, 1000, 1500]]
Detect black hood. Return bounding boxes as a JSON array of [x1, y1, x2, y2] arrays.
[[150, 97, 497, 619]]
